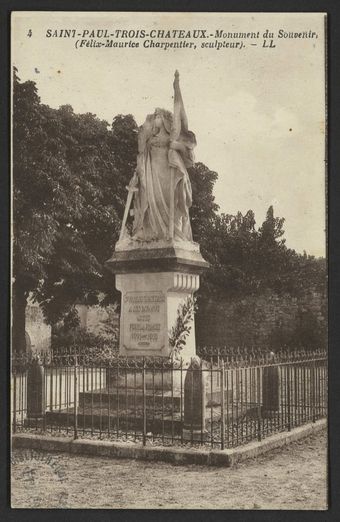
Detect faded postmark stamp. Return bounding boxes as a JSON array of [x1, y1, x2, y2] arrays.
[[11, 449, 69, 507]]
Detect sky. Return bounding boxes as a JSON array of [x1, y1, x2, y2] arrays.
[[12, 12, 326, 256]]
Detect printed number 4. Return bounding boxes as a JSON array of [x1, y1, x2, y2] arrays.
[[27, 29, 32, 38]]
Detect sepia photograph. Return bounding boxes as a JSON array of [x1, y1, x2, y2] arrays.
[[10, 11, 327, 510]]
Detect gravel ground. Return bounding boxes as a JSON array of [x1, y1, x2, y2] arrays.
[[11, 429, 328, 510]]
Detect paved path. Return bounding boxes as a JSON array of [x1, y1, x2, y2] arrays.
[[11, 429, 327, 509]]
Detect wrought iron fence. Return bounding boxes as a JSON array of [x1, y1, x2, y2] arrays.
[[11, 348, 327, 450]]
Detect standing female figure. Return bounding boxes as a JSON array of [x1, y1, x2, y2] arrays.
[[130, 71, 196, 242]]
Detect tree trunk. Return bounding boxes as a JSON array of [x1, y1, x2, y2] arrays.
[[12, 282, 28, 354]]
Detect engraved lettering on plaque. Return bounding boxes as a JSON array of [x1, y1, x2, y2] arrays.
[[123, 291, 166, 351]]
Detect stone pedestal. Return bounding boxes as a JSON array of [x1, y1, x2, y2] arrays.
[[116, 271, 199, 358], [183, 357, 207, 440], [27, 358, 45, 421], [262, 365, 280, 417], [106, 239, 209, 359]]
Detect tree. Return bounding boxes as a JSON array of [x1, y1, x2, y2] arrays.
[[35, 107, 138, 321], [199, 204, 326, 300], [13, 68, 67, 352], [268, 308, 327, 350], [12, 70, 138, 352], [197, 209, 259, 300], [188, 161, 219, 253]]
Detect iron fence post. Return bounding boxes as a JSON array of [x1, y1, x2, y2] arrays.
[[257, 366, 262, 441], [73, 354, 78, 440], [293, 364, 298, 428], [220, 362, 225, 450], [311, 359, 316, 423], [171, 359, 174, 444], [180, 358, 183, 445], [209, 358, 213, 447], [12, 370, 17, 434], [287, 365, 291, 431], [142, 357, 146, 446], [49, 365, 53, 412], [43, 358, 47, 433]]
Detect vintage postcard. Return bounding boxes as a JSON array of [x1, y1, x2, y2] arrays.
[[11, 11, 327, 509]]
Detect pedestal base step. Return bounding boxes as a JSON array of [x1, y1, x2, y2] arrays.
[[79, 389, 181, 410], [45, 408, 183, 435]]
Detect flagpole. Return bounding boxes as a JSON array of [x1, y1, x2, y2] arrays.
[[169, 169, 175, 240], [168, 70, 180, 240]]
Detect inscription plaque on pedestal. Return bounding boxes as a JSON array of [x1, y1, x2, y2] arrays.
[[121, 291, 166, 352]]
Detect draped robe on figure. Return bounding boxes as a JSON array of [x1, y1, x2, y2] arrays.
[[132, 104, 196, 242]]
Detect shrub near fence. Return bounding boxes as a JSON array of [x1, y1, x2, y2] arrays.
[[11, 348, 327, 450]]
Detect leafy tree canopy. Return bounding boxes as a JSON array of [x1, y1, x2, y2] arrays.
[[198, 204, 326, 301], [13, 69, 138, 350]]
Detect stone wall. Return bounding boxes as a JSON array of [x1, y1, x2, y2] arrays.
[[25, 299, 51, 353], [76, 304, 119, 339], [195, 291, 327, 348], [73, 290, 326, 351]]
